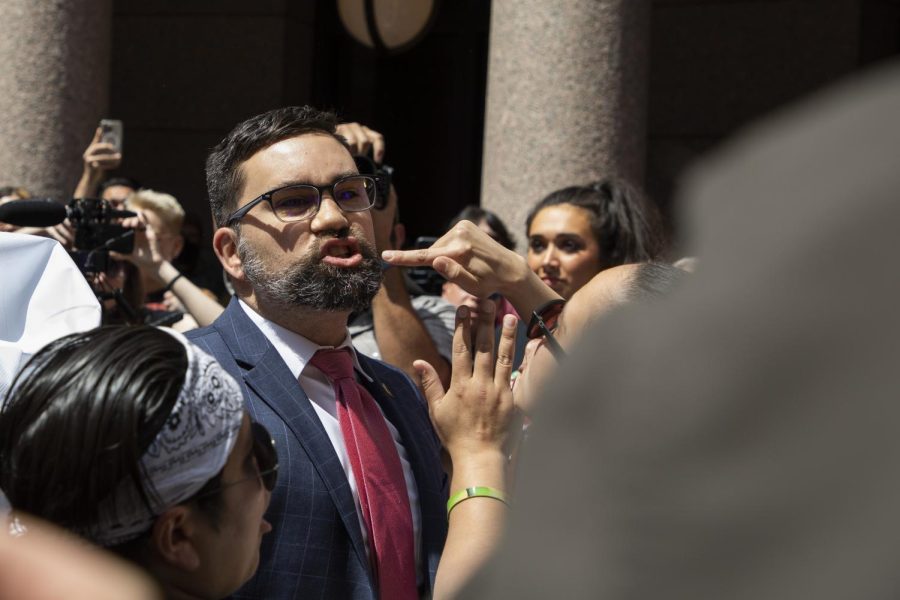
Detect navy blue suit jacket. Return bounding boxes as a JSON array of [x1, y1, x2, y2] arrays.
[[187, 298, 448, 599]]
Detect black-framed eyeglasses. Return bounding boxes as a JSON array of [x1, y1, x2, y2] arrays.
[[225, 174, 379, 226], [193, 422, 279, 499]]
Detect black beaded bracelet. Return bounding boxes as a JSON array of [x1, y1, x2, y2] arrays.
[[163, 273, 183, 292]]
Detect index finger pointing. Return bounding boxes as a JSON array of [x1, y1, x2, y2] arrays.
[[381, 247, 436, 267]]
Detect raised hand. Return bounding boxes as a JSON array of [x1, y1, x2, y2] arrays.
[[383, 220, 562, 317], [417, 298, 519, 599], [336, 122, 386, 164], [416, 299, 518, 464], [82, 127, 122, 173]]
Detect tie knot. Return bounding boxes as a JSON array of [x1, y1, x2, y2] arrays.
[[309, 348, 355, 382]]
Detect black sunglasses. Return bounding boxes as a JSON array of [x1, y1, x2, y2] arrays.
[[194, 422, 279, 499], [527, 299, 567, 361], [353, 155, 393, 209], [225, 175, 379, 226], [532, 310, 567, 361]]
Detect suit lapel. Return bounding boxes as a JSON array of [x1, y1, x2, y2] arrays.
[[214, 300, 372, 580]]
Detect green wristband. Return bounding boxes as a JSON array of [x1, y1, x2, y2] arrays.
[[446, 486, 509, 517]]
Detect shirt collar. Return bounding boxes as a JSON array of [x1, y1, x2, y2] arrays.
[[238, 299, 372, 382]]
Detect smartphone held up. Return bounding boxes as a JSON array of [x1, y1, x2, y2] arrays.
[[99, 119, 123, 154]]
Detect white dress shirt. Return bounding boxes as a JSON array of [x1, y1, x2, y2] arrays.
[[238, 300, 423, 582]]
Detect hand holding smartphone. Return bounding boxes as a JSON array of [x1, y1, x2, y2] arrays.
[[99, 119, 123, 154]]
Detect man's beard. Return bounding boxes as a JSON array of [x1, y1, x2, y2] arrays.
[[238, 233, 383, 313]]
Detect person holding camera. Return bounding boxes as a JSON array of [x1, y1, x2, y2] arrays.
[[113, 197, 225, 331]]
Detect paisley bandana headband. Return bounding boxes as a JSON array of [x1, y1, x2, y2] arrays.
[[89, 330, 244, 547]]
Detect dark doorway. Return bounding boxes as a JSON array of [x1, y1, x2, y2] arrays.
[[311, 0, 492, 244]]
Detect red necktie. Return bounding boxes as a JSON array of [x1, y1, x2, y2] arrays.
[[310, 348, 418, 600]]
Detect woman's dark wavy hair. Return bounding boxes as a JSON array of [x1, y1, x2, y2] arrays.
[[525, 178, 666, 269], [0, 327, 193, 542], [448, 205, 517, 250]]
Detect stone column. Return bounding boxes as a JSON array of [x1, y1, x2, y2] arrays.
[[480, 0, 651, 248], [0, 0, 112, 200]]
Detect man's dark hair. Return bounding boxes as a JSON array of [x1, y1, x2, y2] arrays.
[[626, 262, 687, 301], [97, 177, 141, 196], [206, 106, 349, 228], [526, 178, 666, 269], [448, 205, 517, 250], [0, 326, 223, 551]]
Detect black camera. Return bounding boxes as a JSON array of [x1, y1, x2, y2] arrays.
[[407, 236, 445, 296], [67, 198, 136, 274]]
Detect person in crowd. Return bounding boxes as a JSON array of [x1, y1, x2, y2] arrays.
[[0, 326, 275, 599], [112, 210, 225, 330], [188, 105, 447, 599], [461, 59, 900, 600], [383, 219, 563, 331], [28, 126, 136, 248], [106, 190, 224, 330], [513, 262, 687, 414], [173, 211, 229, 300], [448, 205, 517, 250], [73, 126, 124, 201], [96, 176, 141, 207], [526, 178, 665, 300], [416, 297, 518, 599], [125, 189, 186, 296], [441, 205, 519, 323], [341, 122, 455, 388]]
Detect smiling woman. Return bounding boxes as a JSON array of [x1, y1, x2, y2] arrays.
[[0, 326, 275, 600], [525, 178, 665, 300]]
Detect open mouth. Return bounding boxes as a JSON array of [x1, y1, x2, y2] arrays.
[[319, 237, 363, 267]]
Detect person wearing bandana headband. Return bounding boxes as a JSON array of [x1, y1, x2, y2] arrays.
[[0, 326, 277, 600]]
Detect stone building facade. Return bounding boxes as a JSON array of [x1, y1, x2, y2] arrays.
[[0, 0, 896, 251]]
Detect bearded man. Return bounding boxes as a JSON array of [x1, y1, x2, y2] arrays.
[[187, 106, 447, 600]]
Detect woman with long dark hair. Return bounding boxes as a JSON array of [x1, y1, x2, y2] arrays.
[[525, 178, 665, 299]]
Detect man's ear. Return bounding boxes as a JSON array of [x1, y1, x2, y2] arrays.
[[213, 227, 244, 281], [151, 506, 202, 571]]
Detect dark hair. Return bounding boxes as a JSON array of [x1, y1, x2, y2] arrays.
[[97, 177, 141, 197], [0, 186, 31, 199], [205, 106, 349, 228], [0, 326, 221, 545], [448, 205, 517, 250], [525, 178, 665, 269], [625, 262, 687, 301]]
